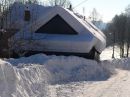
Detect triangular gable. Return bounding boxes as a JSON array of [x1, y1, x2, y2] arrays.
[[23, 6, 89, 34], [11, 6, 106, 50], [35, 14, 78, 34]]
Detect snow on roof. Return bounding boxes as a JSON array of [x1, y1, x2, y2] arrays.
[[8, 3, 106, 53], [9, 3, 105, 38], [5, 2, 52, 29]]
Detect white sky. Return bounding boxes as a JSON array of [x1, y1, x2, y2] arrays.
[[70, 0, 130, 22], [40, 0, 130, 22]]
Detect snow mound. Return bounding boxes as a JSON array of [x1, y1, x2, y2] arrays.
[[111, 58, 130, 70], [7, 54, 113, 84], [0, 54, 115, 97], [0, 59, 50, 97]]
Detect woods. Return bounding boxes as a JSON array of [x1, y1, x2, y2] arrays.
[[105, 5, 130, 58]]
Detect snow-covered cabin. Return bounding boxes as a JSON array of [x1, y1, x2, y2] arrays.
[[9, 3, 106, 59]]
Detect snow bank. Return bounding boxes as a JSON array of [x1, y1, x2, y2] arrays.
[[44, 56, 113, 84], [0, 59, 50, 97], [101, 45, 130, 70], [0, 54, 115, 97], [111, 58, 130, 70], [7, 54, 113, 84]]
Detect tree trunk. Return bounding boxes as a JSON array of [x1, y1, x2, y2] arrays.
[[120, 42, 124, 58], [112, 42, 115, 58], [120, 44, 122, 58], [126, 43, 129, 57]]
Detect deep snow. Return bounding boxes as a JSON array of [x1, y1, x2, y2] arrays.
[[0, 53, 114, 97], [0, 59, 50, 97], [0, 48, 130, 97], [7, 54, 114, 84]]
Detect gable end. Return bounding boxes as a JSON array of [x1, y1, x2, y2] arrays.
[[35, 15, 78, 35]]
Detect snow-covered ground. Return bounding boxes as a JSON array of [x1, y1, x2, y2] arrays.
[[100, 46, 120, 60], [48, 69, 130, 97], [0, 47, 130, 97], [100, 45, 130, 60]]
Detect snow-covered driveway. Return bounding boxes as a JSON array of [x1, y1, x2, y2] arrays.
[[49, 69, 130, 97]]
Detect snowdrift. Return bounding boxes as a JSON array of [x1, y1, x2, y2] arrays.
[[0, 54, 118, 97], [0, 59, 50, 97], [6, 54, 113, 84], [111, 58, 130, 70]]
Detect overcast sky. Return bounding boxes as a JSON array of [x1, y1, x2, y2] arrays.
[[70, 0, 130, 22]]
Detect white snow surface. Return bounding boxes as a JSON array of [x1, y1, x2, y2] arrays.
[[6, 54, 113, 84], [100, 45, 130, 60], [1, 52, 130, 97], [0, 54, 113, 97], [0, 58, 50, 97]]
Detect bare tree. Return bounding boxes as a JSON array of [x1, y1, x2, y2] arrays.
[[105, 14, 129, 58], [89, 8, 102, 29], [90, 8, 98, 22], [125, 17, 130, 57], [125, 5, 130, 57], [114, 14, 127, 58], [125, 4, 130, 16], [48, 0, 71, 8], [26, 0, 39, 4]]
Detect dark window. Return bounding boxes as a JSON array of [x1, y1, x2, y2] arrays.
[[35, 15, 78, 35], [24, 10, 31, 21]]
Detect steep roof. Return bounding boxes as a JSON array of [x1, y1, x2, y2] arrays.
[[8, 3, 105, 37], [9, 3, 106, 53], [18, 5, 105, 38]]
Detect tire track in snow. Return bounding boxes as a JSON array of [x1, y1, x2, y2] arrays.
[[98, 70, 130, 97], [49, 69, 130, 97]]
